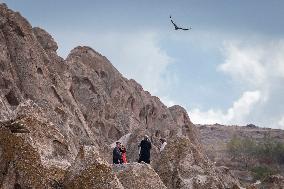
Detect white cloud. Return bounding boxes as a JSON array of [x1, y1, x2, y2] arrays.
[[191, 39, 284, 128], [278, 116, 284, 129], [226, 90, 261, 123], [218, 40, 284, 89], [189, 108, 227, 125], [269, 42, 284, 78], [160, 96, 177, 107], [190, 90, 261, 125], [218, 42, 267, 87]]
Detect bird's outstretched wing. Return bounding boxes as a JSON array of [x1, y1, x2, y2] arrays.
[[181, 26, 192, 30], [170, 19, 179, 30], [170, 15, 191, 31]]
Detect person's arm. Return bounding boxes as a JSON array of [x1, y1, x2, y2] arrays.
[[118, 148, 122, 158], [138, 142, 141, 155], [160, 143, 165, 152]]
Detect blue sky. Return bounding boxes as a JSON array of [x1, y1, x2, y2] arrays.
[[3, 0, 284, 129]]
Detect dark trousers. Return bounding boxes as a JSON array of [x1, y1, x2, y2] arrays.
[[113, 158, 121, 164], [138, 156, 150, 164]]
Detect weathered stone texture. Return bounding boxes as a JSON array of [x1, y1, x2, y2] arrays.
[[0, 3, 245, 189]]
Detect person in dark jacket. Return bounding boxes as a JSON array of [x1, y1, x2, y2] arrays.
[[138, 135, 152, 164], [113, 142, 122, 164]]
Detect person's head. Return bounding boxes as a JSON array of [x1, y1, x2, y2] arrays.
[[116, 141, 121, 147], [160, 138, 166, 143], [144, 135, 149, 140]]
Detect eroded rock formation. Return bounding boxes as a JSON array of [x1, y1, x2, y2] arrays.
[[0, 3, 247, 188], [154, 137, 240, 189]]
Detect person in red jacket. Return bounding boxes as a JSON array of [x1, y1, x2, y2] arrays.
[[120, 145, 127, 163]]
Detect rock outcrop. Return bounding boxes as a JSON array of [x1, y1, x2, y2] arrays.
[[154, 137, 240, 189], [0, 3, 242, 189], [113, 163, 167, 189], [64, 146, 123, 189], [0, 103, 68, 188], [261, 175, 284, 189]]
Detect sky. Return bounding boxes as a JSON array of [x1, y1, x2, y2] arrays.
[[2, 0, 284, 129]]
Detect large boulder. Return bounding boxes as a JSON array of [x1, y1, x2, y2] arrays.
[[64, 145, 123, 189], [0, 114, 69, 188], [113, 163, 167, 189], [154, 137, 241, 189]]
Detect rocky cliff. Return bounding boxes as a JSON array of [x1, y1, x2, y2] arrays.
[[0, 3, 248, 188]]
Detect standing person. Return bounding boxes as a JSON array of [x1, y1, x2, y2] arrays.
[[160, 138, 167, 152], [138, 135, 152, 164], [113, 142, 122, 164], [120, 145, 127, 163]]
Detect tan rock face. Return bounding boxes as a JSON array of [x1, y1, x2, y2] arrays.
[[154, 137, 240, 189], [0, 114, 67, 188], [64, 146, 124, 189], [64, 44, 201, 163], [33, 27, 58, 52], [0, 3, 242, 189], [113, 163, 167, 189]]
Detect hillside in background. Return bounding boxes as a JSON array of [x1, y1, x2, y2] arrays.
[[197, 123, 284, 187]]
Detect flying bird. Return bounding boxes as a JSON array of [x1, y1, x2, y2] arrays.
[[170, 16, 192, 31]]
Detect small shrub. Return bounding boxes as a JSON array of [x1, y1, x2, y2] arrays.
[[251, 166, 275, 181], [227, 135, 284, 165]]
